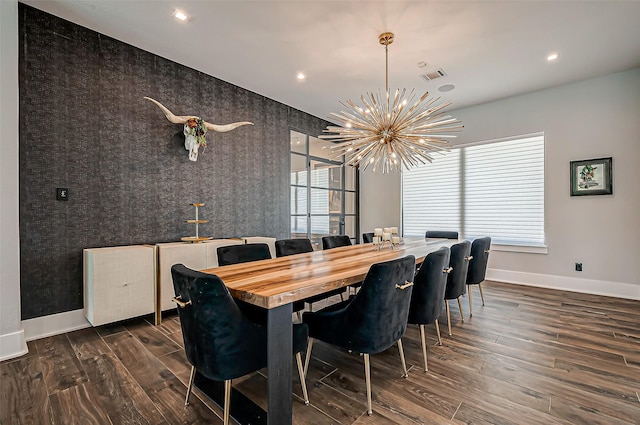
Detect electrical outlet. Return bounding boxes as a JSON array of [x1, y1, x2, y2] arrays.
[[575, 262, 582, 272]]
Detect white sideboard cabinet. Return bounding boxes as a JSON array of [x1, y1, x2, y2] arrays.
[[83, 245, 156, 326], [156, 239, 244, 312], [83, 238, 266, 325]]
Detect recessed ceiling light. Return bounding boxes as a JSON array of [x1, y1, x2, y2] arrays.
[[547, 53, 558, 62], [438, 84, 455, 93], [297, 73, 305, 80], [173, 10, 188, 22]]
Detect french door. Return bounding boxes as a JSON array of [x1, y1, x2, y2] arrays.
[[290, 130, 358, 249]]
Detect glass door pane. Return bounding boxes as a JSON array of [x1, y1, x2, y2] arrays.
[[309, 136, 339, 160], [291, 216, 307, 239], [290, 130, 307, 154], [345, 215, 356, 239], [345, 191, 356, 214], [310, 188, 342, 214], [290, 130, 358, 243], [291, 186, 307, 215], [291, 153, 307, 186]]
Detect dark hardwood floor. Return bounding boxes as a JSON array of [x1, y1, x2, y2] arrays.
[[2, 281, 639, 424]]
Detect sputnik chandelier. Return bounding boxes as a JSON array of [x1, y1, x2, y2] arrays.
[[320, 32, 463, 173]]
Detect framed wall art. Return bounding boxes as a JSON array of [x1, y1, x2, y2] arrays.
[[570, 157, 613, 196]]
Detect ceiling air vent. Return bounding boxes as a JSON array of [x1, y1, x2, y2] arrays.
[[420, 68, 447, 82]]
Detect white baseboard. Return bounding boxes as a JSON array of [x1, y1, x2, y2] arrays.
[[487, 268, 640, 300], [22, 308, 91, 342], [0, 329, 28, 362]]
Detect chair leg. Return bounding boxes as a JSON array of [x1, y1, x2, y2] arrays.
[[185, 366, 196, 406], [419, 324, 428, 372], [303, 338, 314, 378], [445, 301, 452, 336], [397, 339, 408, 378], [223, 379, 232, 425], [479, 283, 485, 306], [364, 353, 373, 415], [296, 352, 310, 405], [434, 319, 442, 346], [457, 296, 464, 323], [468, 284, 473, 316]]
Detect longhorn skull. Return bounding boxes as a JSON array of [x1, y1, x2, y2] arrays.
[[145, 97, 253, 161]]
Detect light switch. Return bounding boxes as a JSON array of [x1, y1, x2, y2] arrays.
[[56, 188, 69, 201]]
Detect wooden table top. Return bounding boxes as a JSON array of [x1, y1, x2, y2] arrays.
[[201, 238, 455, 309]]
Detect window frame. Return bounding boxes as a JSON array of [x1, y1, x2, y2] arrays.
[[289, 129, 359, 247], [401, 132, 547, 254]]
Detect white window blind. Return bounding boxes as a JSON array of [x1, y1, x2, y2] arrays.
[[402, 150, 460, 237], [402, 133, 545, 246]]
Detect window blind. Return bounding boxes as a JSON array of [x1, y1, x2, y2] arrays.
[[402, 150, 460, 237], [402, 133, 545, 246]]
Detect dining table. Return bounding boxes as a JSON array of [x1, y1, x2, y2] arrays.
[[196, 237, 455, 425]]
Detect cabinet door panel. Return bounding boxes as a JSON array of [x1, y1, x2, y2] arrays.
[[84, 245, 155, 326]]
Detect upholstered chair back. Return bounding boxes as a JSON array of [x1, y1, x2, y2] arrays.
[[217, 243, 271, 266], [425, 230, 459, 239], [466, 237, 491, 285], [321, 235, 352, 250], [445, 241, 471, 300], [362, 232, 374, 243], [275, 238, 313, 257], [170, 264, 268, 381], [303, 255, 415, 354], [408, 247, 451, 325]]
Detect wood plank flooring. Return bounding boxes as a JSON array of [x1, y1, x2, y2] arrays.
[[2, 281, 639, 424]]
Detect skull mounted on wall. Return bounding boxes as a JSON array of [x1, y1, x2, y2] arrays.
[[145, 97, 253, 161]]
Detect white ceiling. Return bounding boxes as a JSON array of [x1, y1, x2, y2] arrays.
[[22, 1, 640, 123]]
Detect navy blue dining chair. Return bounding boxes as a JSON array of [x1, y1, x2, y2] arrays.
[[302, 255, 416, 415], [444, 240, 472, 335], [321, 235, 352, 250], [217, 243, 271, 266], [275, 238, 313, 257], [407, 247, 451, 371], [425, 230, 459, 239], [466, 237, 491, 315], [170, 264, 309, 425]]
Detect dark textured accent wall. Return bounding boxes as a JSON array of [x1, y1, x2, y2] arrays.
[[18, 4, 332, 320]]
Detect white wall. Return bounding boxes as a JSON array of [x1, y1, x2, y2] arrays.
[[361, 68, 640, 298], [360, 170, 401, 234], [0, 0, 27, 361]]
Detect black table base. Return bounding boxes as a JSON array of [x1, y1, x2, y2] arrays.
[[194, 372, 267, 425]]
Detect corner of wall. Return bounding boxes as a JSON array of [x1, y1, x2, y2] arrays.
[[0, 0, 26, 363]]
